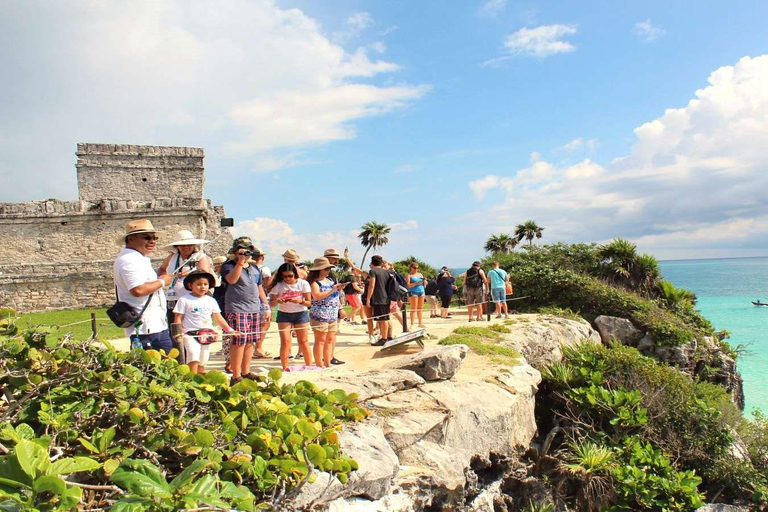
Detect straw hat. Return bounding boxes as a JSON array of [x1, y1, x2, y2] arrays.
[[323, 248, 340, 258], [166, 230, 209, 247], [183, 270, 216, 291], [282, 249, 300, 262], [116, 219, 157, 245], [212, 256, 227, 264], [309, 257, 333, 271]]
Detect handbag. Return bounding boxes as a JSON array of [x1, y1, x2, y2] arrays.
[[187, 328, 218, 345], [106, 288, 153, 328], [505, 281, 514, 296]]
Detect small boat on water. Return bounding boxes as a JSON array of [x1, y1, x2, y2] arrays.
[[752, 300, 768, 307]]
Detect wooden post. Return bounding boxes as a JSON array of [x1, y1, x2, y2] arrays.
[[90, 312, 97, 338], [401, 300, 409, 333], [486, 290, 491, 322]]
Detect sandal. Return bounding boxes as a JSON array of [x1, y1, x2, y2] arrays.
[[254, 351, 271, 358], [330, 358, 345, 365], [243, 372, 260, 380], [229, 376, 243, 386]]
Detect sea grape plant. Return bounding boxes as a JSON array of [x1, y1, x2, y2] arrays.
[[0, 322, 366, 510]]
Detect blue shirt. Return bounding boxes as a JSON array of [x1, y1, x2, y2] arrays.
[[488, 268, 507, 289]]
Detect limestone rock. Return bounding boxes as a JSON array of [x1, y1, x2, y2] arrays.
[[593, 315, 643, 346], [281, 369, 425, 401], [499, 315, 601, 369], [367, 374, 539, 508], [383, 344, 468, 381], [494, 364, 542, 396], [338, 422, 399, 500], [697, 505, 752, 512], [325, 494, 416, 512], [636, 334, 655, 352], [290, 471, 343, 509]]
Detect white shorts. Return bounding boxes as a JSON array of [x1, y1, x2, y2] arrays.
[[183, 335, 211, 365]]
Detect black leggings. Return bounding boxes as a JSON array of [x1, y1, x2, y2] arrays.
[[439, 294, 452, 309]]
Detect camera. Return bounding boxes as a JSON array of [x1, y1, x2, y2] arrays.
[[243, 250, 258, 256], [220, 217, 234, 228]]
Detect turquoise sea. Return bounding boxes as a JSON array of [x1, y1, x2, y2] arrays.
[[660, 257, 768, 416]]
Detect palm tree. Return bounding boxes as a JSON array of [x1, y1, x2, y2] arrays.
[[358, 221, 391, 267], [514, 220, 544, 246], [598, 238, 661, 294], [484, 233, 517, 254]]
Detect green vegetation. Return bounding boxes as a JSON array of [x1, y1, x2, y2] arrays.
[[439, 326, 520, 364], [0, 315, 366, 510], [12, 308, 126, 340], [536, 306, 584, 322], [484, 243, 714, 347], [484, 233, 517, 254], [535, 343, 767, 510], [513, 220, 545, 246]]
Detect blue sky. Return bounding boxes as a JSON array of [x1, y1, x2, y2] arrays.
[[2, 1, 768, 269]]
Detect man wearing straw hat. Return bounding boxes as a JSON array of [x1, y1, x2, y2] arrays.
[[113, 219, 174, 353]]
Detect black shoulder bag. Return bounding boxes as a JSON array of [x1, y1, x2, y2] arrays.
[[107, 288, 153, 328]]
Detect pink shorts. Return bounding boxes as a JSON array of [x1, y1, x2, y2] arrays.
[[389, 301, 400, 313], [346, 293, 361, 308]]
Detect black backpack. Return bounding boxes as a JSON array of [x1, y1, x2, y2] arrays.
[[465, 267, 483, 288], [387, 271, 408, 302]]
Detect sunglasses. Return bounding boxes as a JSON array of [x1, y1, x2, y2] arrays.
[[141, 235, 159, 241], [281, 273, 296, 278]]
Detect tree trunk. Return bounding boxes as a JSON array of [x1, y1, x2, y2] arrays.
[[360, 246, 371, 269]]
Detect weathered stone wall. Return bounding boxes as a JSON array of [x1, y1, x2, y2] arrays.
[[0, 143, 231, 312], [76, 143, 204, 201]]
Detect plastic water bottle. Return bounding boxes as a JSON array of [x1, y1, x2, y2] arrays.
[[130, 334, 142, 350]]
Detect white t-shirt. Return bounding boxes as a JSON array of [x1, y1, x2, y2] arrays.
[[173, 293, 221, 332], [269, 280, 311, 313], [113, 247, 168, 336]]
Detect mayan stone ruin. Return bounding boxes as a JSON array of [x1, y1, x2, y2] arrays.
[[0, 143, 232, 312]]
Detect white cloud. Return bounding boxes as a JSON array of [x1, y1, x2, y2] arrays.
[[390, 220, 419, 232], [347, 12, 373, 32], [252, 152, 318, 173], [234, 217, 359, 268], [378, 26, 398, 36], [633, 19, 666, 43], [0, 1, 428, 200], [466, 55, 768, 257], [394, 164, 420, 173], [560, 137, 599, 152], [479, 0, 507, 17], [503, 24, 578, 58]]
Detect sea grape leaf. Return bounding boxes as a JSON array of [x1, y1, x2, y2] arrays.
[[111, 459, 171, 498], [15, 440, 49, 478], [306, 444, 327, 466], [32, 474, 66, 495], [170, 459, 208, 491], [47, 457, 101, 476]]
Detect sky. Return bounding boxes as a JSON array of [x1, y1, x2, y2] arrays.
[[2, 0, 768, 269]]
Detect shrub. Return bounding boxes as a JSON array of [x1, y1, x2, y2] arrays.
[[0, 324, 366, 510], [392, 256, 438, 278]]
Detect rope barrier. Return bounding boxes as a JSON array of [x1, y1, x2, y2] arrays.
[[178, 294, 529, 339]]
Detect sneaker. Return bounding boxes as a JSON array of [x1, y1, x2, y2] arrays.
[[495, 315, 502, 319], [343, 318, 352, 324], [369, 334, 379, 345], [373, 339, 387, 347], [330, 358, 345, 365], [295, 352, 303, 359]]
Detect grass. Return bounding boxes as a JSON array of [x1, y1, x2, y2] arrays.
[[439, 326, 521, 366], [13, 309, 127, 340]]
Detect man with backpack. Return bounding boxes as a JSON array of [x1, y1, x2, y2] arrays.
[[366, 255, 392, 345], [464, 261, 488, 322]]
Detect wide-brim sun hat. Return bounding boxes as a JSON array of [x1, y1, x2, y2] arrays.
[[116, 219, 157, 245], [323, 248, 340, 258], [183, 270, 217, 291], [309, 257, 333, 271], [282, 249, 300, 262], [212, 256, 227, 264], [166, 229, 210, 247]]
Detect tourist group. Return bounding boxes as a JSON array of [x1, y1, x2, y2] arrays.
[[112, 220, 512, 385]]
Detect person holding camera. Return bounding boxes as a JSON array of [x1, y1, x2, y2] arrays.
[[158, 230, 213, 328], [437, 266, 456, 319], [112, 219, 174, 353], [220, 237, 269, 385]]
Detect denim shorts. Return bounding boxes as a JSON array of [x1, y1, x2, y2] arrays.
[[491, 287, 507, 302], [276, 310, 310, 325], [408, 291, 425, 297]]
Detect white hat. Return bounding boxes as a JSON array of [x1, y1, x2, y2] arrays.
[[166, 230, 209, 247]]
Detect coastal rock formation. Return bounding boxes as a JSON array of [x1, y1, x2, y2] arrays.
[[281, 368, 425, 401], [311, 360, 542, 510], [594, 315, 643, 345], [383, 344, 468, 380], [497, 315, 601, 369]]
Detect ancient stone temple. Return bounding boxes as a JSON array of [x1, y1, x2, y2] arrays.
[[0, 143, 232, 312]]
